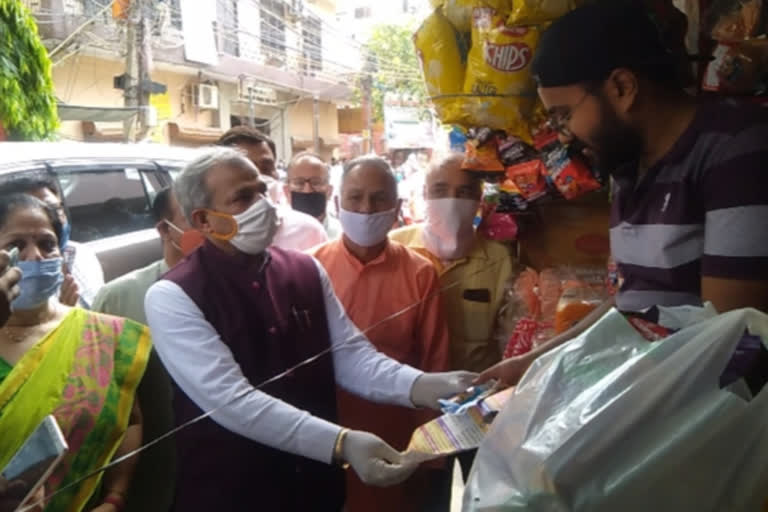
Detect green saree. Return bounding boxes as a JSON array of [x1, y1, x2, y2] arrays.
[[0, 308, 151, 512]]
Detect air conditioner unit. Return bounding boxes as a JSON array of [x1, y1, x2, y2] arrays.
[[194, 84, 219, 110]]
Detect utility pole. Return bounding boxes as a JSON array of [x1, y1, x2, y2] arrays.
[[312, 95, 320, 153], [361, 49, 376, 155], [123, 0, 153, 142], [360, 75, 373, 155]]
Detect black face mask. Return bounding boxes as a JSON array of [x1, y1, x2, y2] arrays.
[[291, 191, 327, 219]]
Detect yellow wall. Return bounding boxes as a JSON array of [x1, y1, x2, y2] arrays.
[[52, 55, 220, 142], [286, 98, 338, 139]]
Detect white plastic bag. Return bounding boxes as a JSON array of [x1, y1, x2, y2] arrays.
[[464, 307, 768, 512]]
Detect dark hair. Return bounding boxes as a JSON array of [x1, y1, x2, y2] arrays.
[[0, 193, 63, 243], [151, 187, 175, 223], [0, 176, 60, 199], [342, 156, 398, 197], [217, 126, 277, 158]]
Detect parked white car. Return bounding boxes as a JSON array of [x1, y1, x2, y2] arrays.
[[0, 142, 196, 281]]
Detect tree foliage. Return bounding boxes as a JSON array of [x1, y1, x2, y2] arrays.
[[0, 0, 58, 140], [355, 23, 427, 123]]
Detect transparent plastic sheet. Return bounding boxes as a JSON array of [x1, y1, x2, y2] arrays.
[[465, 307, 768, 512]]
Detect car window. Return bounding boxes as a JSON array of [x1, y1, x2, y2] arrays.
[[56, 168, 163, 243]]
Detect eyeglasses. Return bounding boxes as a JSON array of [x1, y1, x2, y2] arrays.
[[288, 177, 329, 191], [545, 89, 592, 138]]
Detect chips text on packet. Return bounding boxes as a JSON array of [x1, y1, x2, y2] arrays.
[[462, 7, 541, 140], [413, 9, 468, 125]]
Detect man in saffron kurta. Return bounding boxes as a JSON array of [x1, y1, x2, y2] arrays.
[[311, 156, 452, 512]]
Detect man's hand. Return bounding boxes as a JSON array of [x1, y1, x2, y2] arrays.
[[58, 274, 79, 307], [475, 353, 536, 387], [410, 371, 478, 409], [342, 430, 418, 487], [0, 251, 21, 328]]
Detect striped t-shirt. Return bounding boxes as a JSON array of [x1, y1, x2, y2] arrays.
[[611, 100, 768, 312]]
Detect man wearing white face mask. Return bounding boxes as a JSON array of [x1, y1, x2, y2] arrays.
[[143, 148, 475, 512], [391, 153, 513, 483], [391, 153, 512, 374], [311, 156, 452, 512]]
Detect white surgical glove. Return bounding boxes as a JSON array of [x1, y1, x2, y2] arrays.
[[341, 430, 418, 487], [410, 371, 478, 410]]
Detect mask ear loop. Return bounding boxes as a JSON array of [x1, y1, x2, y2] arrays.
[[199, 210, 239, 241]]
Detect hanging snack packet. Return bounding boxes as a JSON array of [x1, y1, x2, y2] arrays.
[[414, 9, 468, 125], [537, 130, 601, 200], [508, 0, 581, 25], [462, 128, 506, 178], [443, 0, 476, 32], [505, 158, 548, 201], [462, 9, 540, 139]]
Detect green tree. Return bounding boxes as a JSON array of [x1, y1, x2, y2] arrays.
[[356, 23, 427, 123], [0, 0, 58, 140]]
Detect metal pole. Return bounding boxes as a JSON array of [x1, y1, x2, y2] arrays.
[[248, 86, 255, 127], [312, 95, 320, 153], [136, 0, 153, 140], [123, 1, 139, 142]]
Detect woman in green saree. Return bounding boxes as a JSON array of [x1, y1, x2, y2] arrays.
[[0, 194, 151, 512]]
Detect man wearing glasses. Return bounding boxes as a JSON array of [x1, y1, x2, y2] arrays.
[[284, 152, 342, 239], [217, 127, 329, 251], [479, 2, 768, 385]]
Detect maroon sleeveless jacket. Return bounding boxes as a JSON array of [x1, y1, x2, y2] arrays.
[[163, 241, 344, 511]]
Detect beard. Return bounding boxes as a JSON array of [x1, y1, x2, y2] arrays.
[[578, 100, 644, 181]]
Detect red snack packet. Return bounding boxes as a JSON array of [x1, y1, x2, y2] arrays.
[[504, 317, 538, 358], [506, 159, 548, 201], [627, 316, 673, 342], [542, 145, 601, 200]]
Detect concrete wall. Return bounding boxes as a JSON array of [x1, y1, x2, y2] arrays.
[[52, 55, 227, 142], [286, 98, 338, 139]]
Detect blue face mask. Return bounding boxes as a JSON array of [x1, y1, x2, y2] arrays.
[[13, 258, 64, 311], [59, 222, 71, 249]]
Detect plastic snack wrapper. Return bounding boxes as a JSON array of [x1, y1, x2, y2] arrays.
[[478, 209, 520, 240], [497, 266, 607, 357], [508, 0, 581, 25], [465, 306, 768, 512], [442, 0, 475, 32], [709, 0, 765, 41], [536, 131, 602, 200], [462, 8, 541, 139], [702, 38, 768, 94], [414, 9, 469, 125], [505, 158, 548, 201], [462, 127, 506, 178]]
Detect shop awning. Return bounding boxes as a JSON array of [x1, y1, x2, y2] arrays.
[[168, 122, 224, 146], [58, 104, 140, 123]]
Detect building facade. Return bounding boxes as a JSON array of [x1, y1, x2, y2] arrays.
[[28, 0, 360, 161]]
